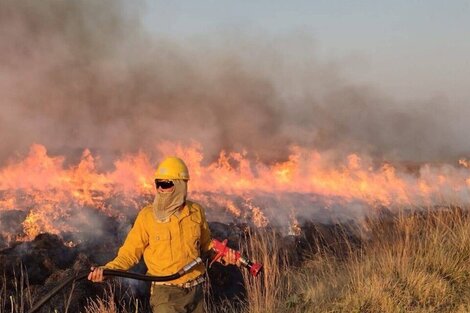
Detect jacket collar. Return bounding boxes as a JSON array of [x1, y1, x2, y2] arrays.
[[178, 202, 191, 220]]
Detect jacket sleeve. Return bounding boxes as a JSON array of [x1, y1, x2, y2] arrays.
[[104, 210, 149, 270], [200, 206, 213, 253]]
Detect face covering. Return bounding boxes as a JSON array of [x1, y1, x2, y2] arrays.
[[153, 179, 187, 222]]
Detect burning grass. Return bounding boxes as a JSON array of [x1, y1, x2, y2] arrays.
[[3, 143, 470, 244]]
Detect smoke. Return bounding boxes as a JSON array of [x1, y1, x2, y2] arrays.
[[0, 0, 468, 166]]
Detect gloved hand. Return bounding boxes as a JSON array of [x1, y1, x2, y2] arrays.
[[88, 266, 105, 282]]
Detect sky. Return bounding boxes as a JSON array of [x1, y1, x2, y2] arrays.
[[143, 0, 470, 104]]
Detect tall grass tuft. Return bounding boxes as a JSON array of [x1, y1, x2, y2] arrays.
[[240, 229, 292, 313], [83, 281, 148, 313], [0, 266, 33, 313]]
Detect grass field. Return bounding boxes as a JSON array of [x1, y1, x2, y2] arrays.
[[4, 206, 470, 313]]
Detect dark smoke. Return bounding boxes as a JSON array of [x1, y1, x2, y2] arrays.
[[0, 0, 468, 165]]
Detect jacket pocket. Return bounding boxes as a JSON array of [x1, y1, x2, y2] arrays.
[[151, 228, 173, 264]]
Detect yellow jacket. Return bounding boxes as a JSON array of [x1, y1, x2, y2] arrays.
[[105, 200, 212, 285]]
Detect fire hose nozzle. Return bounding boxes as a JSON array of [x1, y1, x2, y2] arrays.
[[239, 256, 263, 277], [210, 239, 263, 277]]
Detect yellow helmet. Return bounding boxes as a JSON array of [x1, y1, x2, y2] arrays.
[[154, 156, 190, 180]]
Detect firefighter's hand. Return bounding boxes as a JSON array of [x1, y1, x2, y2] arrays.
[[88, 266, 104, 282], [220, 248, 241, 267]]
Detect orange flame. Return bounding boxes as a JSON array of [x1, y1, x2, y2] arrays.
[[1, 143, 470, 242]]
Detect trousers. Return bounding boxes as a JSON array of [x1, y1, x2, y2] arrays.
[[150, 284, 204, 313]]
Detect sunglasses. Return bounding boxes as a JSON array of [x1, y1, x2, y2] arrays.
[[155, 180, 174, 189]]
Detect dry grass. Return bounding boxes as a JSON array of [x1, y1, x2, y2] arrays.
[[84, 286, 121, 313], [83, 281, 147, 313], [239, 230, 293, 313], [213, 207, 470, 312], [297, 207, 470, 312], [0, 267, 33, 313]]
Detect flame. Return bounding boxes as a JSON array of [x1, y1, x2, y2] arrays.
[[288, 211, 302, 236], [460, 159, 470, 168], [1, 143, 470, 242]]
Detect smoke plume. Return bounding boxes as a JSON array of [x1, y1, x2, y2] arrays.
[[0, 0, 468, 166]]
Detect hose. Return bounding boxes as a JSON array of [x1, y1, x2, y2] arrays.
[[27, 257, 203, 313]]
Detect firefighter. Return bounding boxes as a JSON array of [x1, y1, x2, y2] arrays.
[[88, 156, 238, 313]]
